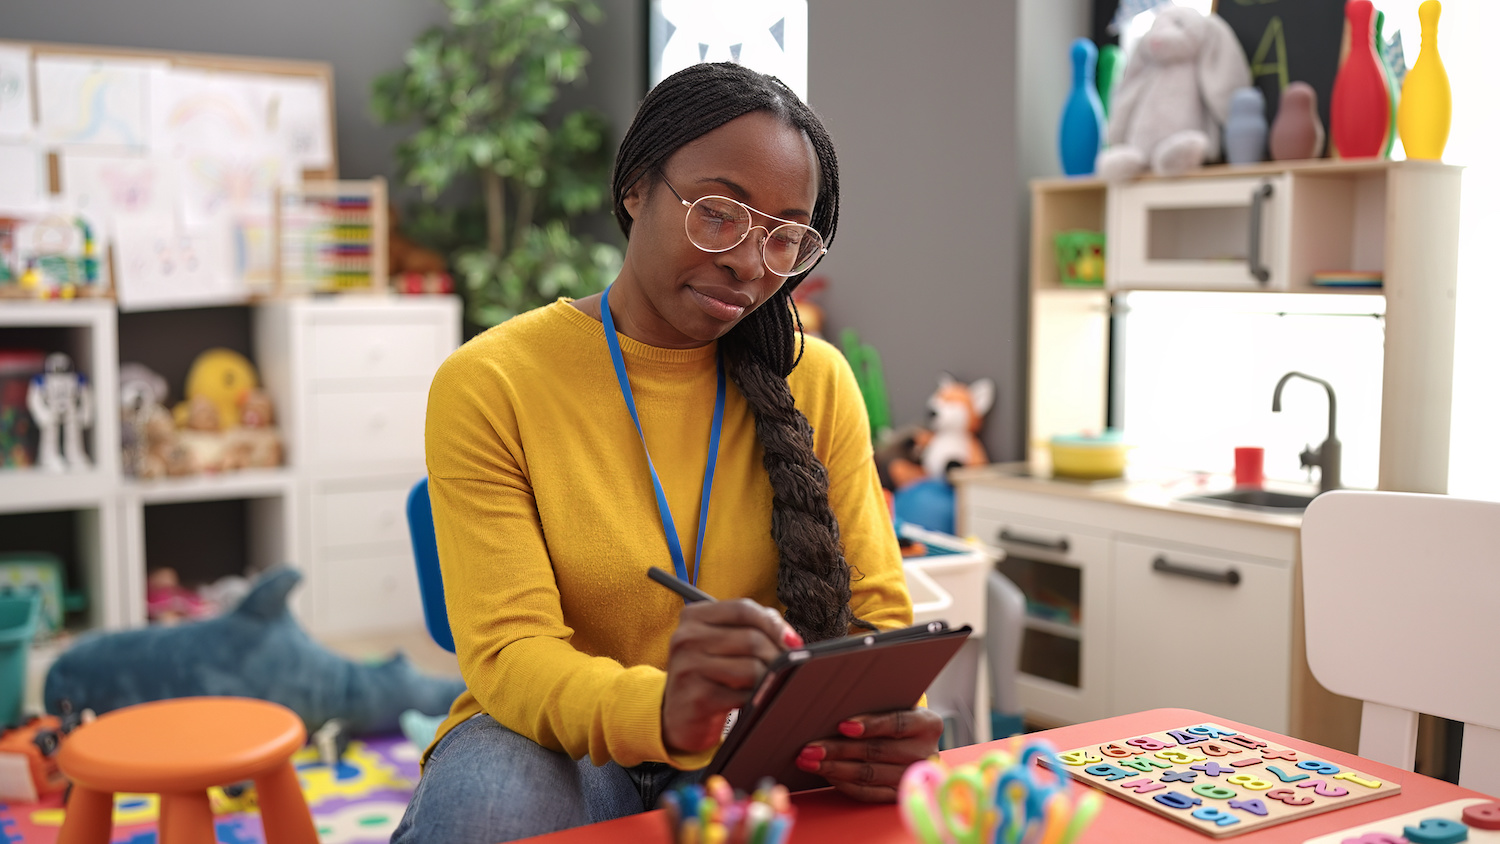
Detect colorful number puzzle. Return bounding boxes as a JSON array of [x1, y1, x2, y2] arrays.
[[1301, 798, 1500, 844], [1042, 723, 1400, 838]]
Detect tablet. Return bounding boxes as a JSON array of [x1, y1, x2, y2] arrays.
[[703, 620, 972, 792]]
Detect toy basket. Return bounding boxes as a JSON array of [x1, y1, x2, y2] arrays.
[[0, 593, 39, 728], [1052, 230, 1106, 287]]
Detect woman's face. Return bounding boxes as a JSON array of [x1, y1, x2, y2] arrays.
[[614, 110, 820, 348]]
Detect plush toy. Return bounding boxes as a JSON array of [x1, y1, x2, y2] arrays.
[[1095, 7, 1252, 180], [177, 394, 228, 473], [174, 348, 259, 431], [917, 374, 996, 479], [878, 374, 996, 490], [388, 206, 454, 295], [223, 388, 284, 471], [44, 566, 466, 735]]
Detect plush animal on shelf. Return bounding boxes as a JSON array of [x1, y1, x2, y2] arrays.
[[879, 374, 996, 489], [44, 567, 466, 735], [223, 388, 283, 471], [1096, 6, 1251, 180], [173, 348, 259, 431], [917, 374, 996, 479]]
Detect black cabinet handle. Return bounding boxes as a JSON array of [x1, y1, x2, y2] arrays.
[[998, 529, 1069, 554], [1248, 182, 1274, 284], [1152, 555, 1241, 586]]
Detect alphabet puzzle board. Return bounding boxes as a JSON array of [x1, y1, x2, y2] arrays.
[[1043, 723, 1400, 838]]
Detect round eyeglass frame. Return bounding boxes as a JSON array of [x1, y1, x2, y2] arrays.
[[660, 176, 827, 277]]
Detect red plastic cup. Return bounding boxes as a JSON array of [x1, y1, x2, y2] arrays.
[[1235, 447, 1265, 488]]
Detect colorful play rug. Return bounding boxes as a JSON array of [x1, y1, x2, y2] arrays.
[[0, 733, 419, 844]]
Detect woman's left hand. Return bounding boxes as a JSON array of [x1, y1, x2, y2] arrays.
[[794, 707, 945, 802]]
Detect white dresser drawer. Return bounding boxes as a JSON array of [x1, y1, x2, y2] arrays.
[[317, 551, 424, 636], [307, 390, 427, 465], [316, 484, 411, 548], [309, 319, 449, 381]]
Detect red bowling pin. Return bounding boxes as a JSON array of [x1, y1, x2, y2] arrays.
[[1330, 0, 1391, 158]]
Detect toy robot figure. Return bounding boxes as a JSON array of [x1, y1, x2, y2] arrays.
[[26, 353, 93, 472]]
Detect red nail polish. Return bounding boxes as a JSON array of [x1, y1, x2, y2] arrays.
[[798, 745, 825, 762], [783, 628, 804, 648], [839, 720, 864, 737]]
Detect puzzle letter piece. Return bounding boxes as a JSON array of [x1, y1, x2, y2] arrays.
[[1463, 802, 1500, 830], [1402, 818, 1470, 844]]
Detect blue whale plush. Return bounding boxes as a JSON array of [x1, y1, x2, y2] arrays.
[[44, 566, 467, 735]]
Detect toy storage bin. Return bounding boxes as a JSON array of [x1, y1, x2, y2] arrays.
[[0, 592, 40, 727], [1052, 230, 1106, 287]]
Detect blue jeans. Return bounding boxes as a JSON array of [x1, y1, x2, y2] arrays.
[[390, 714, 704, 843]]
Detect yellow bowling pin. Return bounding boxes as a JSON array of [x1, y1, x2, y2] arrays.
[[1398, 0, 1451, 160]]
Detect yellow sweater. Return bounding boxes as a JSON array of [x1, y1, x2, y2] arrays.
[[424, 299, 912, 769]]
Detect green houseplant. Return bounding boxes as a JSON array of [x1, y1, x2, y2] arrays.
[[372, 0, 622, 328]]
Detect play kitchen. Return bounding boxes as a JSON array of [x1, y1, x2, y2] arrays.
[[971, 157, 1461, 751]]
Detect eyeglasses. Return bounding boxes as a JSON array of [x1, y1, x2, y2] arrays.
[[661, 177, 826, 277]]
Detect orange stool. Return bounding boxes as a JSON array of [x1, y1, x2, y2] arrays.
[[55, 696, 319, 844]]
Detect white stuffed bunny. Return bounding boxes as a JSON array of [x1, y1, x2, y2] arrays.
[[1096, 7, 1252, 180]]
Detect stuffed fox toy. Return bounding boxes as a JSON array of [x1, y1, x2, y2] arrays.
[[917, 374, 995, 478], [881, 374, 997, 490]]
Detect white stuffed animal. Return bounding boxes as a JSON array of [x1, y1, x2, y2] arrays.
[[919, 374, 996, 480], [1096, 7, 1251, 180]]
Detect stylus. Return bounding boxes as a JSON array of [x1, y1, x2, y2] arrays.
[[647, 566, 716, 603]]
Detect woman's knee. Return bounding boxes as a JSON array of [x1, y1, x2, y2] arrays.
[[392, 715, 594, 844]]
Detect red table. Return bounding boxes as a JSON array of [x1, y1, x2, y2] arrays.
[[520, 708, 1496, 843]]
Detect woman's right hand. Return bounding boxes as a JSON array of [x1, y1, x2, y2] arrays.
[[661, 599, 803, 754]]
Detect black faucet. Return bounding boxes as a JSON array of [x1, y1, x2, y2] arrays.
[[1271, 372, 1341, 493]]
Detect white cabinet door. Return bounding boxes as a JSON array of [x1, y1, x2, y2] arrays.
[[1108, 175, 1289, 290], [966, 507, 1113, 725], [1111, 539, 1293, 732], [316, 550, 424, 637]]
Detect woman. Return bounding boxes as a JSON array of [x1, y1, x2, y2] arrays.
[[393, 62, 942, 844]]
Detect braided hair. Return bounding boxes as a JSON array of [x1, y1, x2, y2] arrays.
[[612, 63, 872, 643]]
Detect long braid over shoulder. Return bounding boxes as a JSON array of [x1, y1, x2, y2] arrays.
[[612, 63, 870, 643]]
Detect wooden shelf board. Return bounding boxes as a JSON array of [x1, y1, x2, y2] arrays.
[[122, 467, 296, 505], [0, 469, 113, 514]]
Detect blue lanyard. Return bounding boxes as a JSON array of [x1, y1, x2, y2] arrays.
[[600, 284, 726, 586]]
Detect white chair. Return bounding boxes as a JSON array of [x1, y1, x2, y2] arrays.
[[1300, 489, 1500, 797]]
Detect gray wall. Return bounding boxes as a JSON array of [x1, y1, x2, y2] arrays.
[[809, 0, 1026, 460]]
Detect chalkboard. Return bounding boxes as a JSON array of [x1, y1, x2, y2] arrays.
[[1214, 0, 1348, 155]]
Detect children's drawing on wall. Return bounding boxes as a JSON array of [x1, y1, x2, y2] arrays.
[[60, 152, 178, 268], [260, 74, 333, 172], [178, 154, 283, 226], [113, 217, 234, 310], [0, 144, 46, 214], [0, 46, 35, 139], [35, 55, 158, 151], [150, 67, 269, 157]]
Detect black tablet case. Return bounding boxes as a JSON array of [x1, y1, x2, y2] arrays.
[[703, 621, 972, 792]]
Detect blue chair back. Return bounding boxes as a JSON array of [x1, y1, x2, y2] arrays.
[[406, 478, 455, 653]]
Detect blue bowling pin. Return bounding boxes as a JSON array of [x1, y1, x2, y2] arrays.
[[1058, 38, 1106, 177], [1224, 87, 1268, 165]]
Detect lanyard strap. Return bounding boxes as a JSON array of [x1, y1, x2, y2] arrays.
[[600, 284, 726, 586]]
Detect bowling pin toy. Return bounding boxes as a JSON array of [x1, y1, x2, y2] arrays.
[[1269, 82, 1326, 160], [1058, 38, 1106, 176], [1398, 0, 1451, 160], [1097, 45, 1124, 118], [1225, 87, 1268, 165], [1330, 0, 1391, 158], [1375, 11, 1398, 158]]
